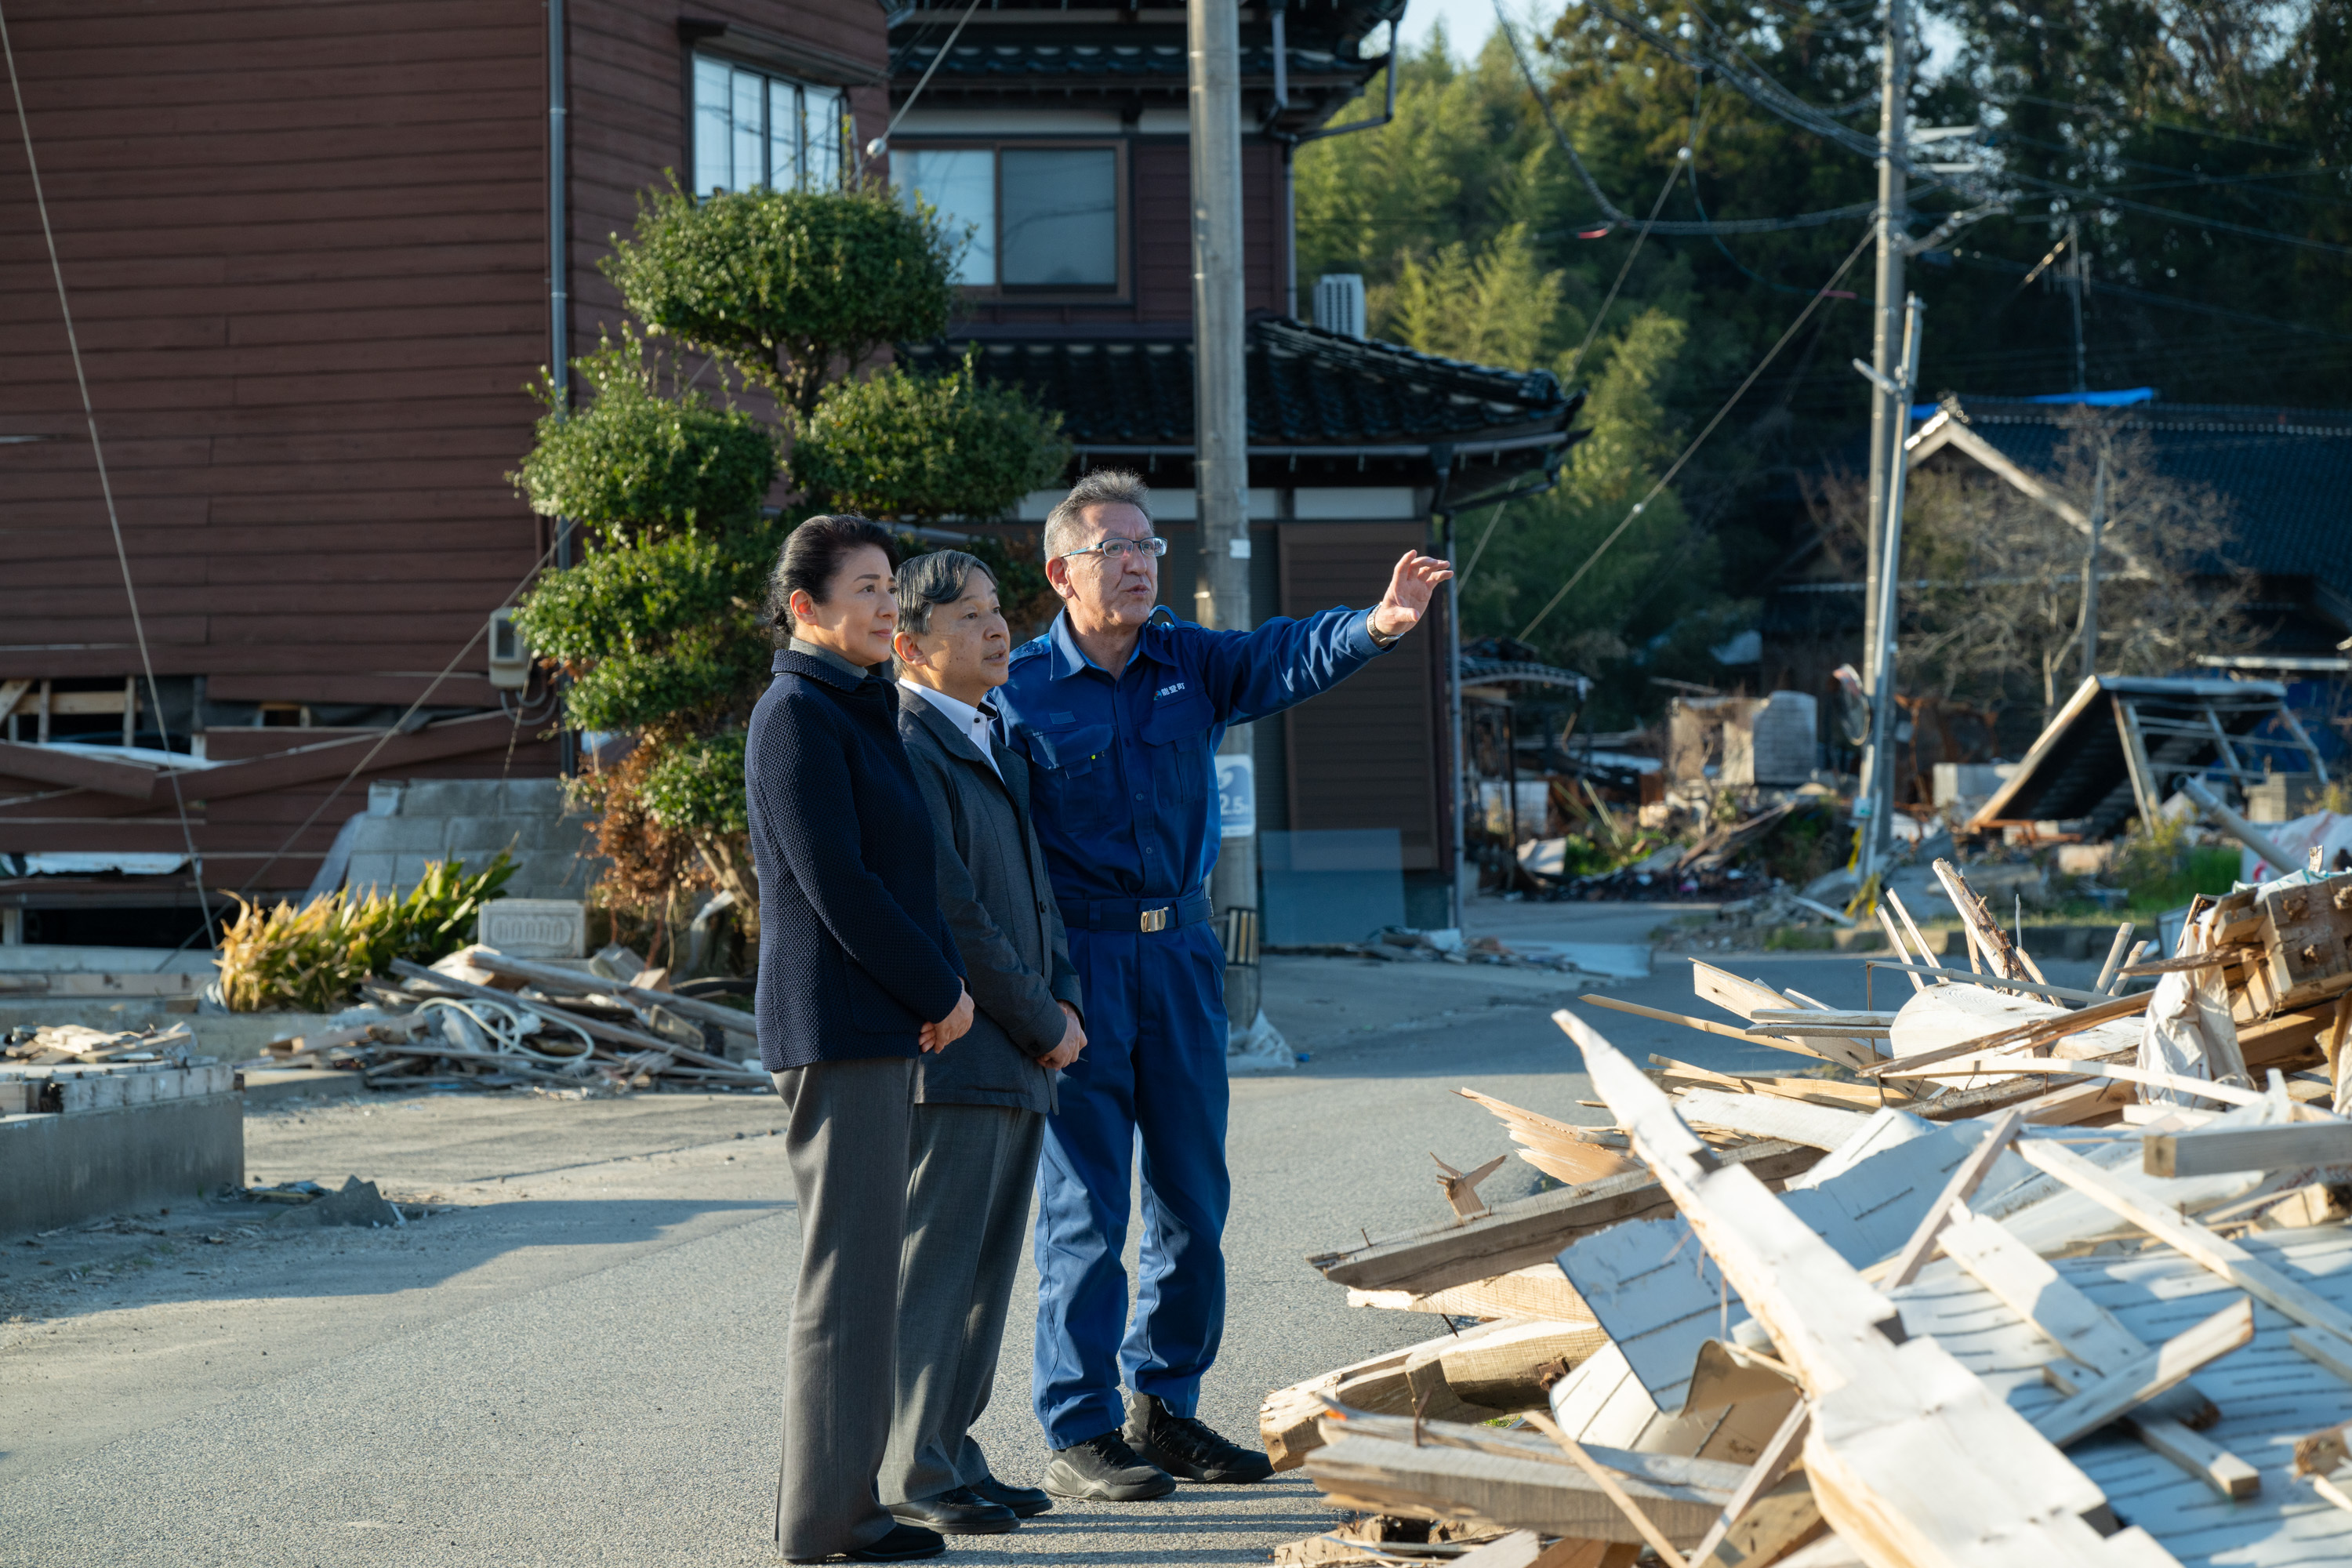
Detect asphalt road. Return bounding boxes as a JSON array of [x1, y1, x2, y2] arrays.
[[0, 925, 2103, 1567]]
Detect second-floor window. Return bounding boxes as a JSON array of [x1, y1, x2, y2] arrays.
[[892, 146, 1120, 291], [692, 56, 846, 196]]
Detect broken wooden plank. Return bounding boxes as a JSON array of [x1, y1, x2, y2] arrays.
[[1683, 963, 1882, 1069], [2020, 1138, 2352, 1352], [0, 739, 159, 800], [2029, 1297, 2254, 1447], [1883, 1055, 2262, 1108], [462, 947, 757, 1038], [1554, 1007, 2178, 1568], [1871, 964, 2112, 1004], [1861, 990, 2156, 1079], [1260, 1333, 1453, 1471], [1673, 1089, 1872, 1152], [1407, 1320, 1615, 1416], [1305, 1431, 1730, 1548], [1686, 1403, 1809, 1568], [1933, 1207, 2220, 1432], [1523, 1412, 1694, 1568], [2143, 1120, 2352, 1178], [1459, 1087, 1641, 1187], [1580, 995, 1855, 1065], [1436, 1152, 1510, 1221], [1883, 1110, 2025, 1289], [1346, 1262, 1595, 1322], [1309, 1142, 1824, 1299]]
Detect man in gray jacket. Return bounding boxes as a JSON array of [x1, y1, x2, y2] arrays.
[[884, 550, 1087, 1535]]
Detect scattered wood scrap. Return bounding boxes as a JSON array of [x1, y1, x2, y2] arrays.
[[1267, 856, 2352, 1566]]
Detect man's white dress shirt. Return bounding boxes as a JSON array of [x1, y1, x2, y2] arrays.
[[898, 679, 1003, 782]]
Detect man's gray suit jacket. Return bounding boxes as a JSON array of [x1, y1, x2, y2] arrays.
[[896, 686, 1081, 1113]]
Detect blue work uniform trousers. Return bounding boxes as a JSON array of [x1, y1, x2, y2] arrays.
[[1031, 920, 1231, 1447]]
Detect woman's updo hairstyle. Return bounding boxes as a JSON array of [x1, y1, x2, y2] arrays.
[[768, 514, 899, 642]]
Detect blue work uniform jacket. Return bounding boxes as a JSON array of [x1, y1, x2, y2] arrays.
[[996, 607, 1388, 907]]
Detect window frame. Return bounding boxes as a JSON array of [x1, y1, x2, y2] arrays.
[[688, 49, 851, 198], [890, 138, 1131, 302]]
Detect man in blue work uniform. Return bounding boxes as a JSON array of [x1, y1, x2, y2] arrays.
[[996, 469, 1453, 1501]]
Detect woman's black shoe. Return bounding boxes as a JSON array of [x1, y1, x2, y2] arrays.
[[889, 1487, 1018, 1535], [969, 1475, 1053, 1517], [784, 1523, 946, 1563]]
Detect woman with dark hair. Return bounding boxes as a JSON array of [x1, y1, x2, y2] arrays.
[[750, 514, 975, 1564]]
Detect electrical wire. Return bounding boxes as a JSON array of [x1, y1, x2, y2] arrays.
[[1579, 0, 2351, 263], [1492, 0, 1882, 236], [2, 1, 216, 948], [1457, 500, 1512, 589], [1564, 143, 1691, 378], [2004, 92, 2325, 161], [1516, 224, 1875, 641], [1946, 249, 2352, 344]]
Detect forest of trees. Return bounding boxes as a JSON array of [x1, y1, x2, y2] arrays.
[[1296, 0, 2351, 723]]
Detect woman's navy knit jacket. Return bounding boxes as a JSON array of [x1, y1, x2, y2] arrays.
[[746, 648, 965, 1072]]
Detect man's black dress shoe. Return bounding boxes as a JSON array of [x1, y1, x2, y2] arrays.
[[889, 1486, 1018, 1535], [784, 1523, 946, 1562], [969, 1475, 1052, 1517]]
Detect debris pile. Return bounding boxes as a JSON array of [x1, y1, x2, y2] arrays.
[[1261, 858, 2352, 1566], [260, 943, 764, 1094], [1, 1023, 234, 1113]]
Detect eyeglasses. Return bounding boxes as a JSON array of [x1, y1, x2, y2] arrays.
[[1060, 536, 1168, 564]]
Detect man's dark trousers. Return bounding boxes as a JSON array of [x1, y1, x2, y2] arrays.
[[887, 685, 1081, 1497], [1032, 918, 1231, 1448], [997, 607, 1385, 1450]]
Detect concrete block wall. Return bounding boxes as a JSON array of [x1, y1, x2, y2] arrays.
[[344, 779, 604, 901], [0, 1094, 244, 1238]]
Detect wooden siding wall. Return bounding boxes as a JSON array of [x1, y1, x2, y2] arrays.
[[0, 0, 884, 880], [1279, 523, 1441, 871], [0, 0, 551, 706]]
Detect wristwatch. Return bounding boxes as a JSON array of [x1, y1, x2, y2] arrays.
[[1368, 619, 1403, 650]]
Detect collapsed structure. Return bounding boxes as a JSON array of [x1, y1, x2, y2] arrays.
[[1260, 860, 2352, 1567]]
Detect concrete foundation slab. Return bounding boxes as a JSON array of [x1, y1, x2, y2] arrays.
[[0, 1093, 244, 1238]]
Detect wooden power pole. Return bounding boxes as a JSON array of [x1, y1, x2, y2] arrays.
[[1189, 0, 1260, 1026]]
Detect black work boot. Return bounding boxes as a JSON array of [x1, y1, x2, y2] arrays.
[[1121, 1392, 1275, 1484], [1039, 1430, 1178, 1501]]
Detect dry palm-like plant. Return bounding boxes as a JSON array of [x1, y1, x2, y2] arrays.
[[213, 855, 516, 1013]]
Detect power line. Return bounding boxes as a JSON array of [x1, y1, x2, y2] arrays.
[[2, 0, 216, 948], [1517, 224, 1876, 641], [1945, 249, 2352, 344], [1577, 0, 2352, 263], [1491, 0, 1885, 237], [2004, 93, 2325, 161]]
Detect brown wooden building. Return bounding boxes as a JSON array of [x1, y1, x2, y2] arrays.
[[0, 0, 889, 937]]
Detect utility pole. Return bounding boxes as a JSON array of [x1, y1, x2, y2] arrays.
[[2078, 449, 2107, 684], [1189, 0, 1260, 1029], [1857, 0, 1909, 881], [1853, 296, 1924, 882], [2067, 214, 2087, 393]]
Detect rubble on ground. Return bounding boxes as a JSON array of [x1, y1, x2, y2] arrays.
[[256, 942, 766, 1095], [1259, 858, 2352, 1567]]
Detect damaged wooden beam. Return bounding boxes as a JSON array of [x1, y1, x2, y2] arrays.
[[1554, 1007, 2178, 1568], [1309, 1139, 1824, 1298]]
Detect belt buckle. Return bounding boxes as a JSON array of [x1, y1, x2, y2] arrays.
[[1139, 906, 1171, 934]]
